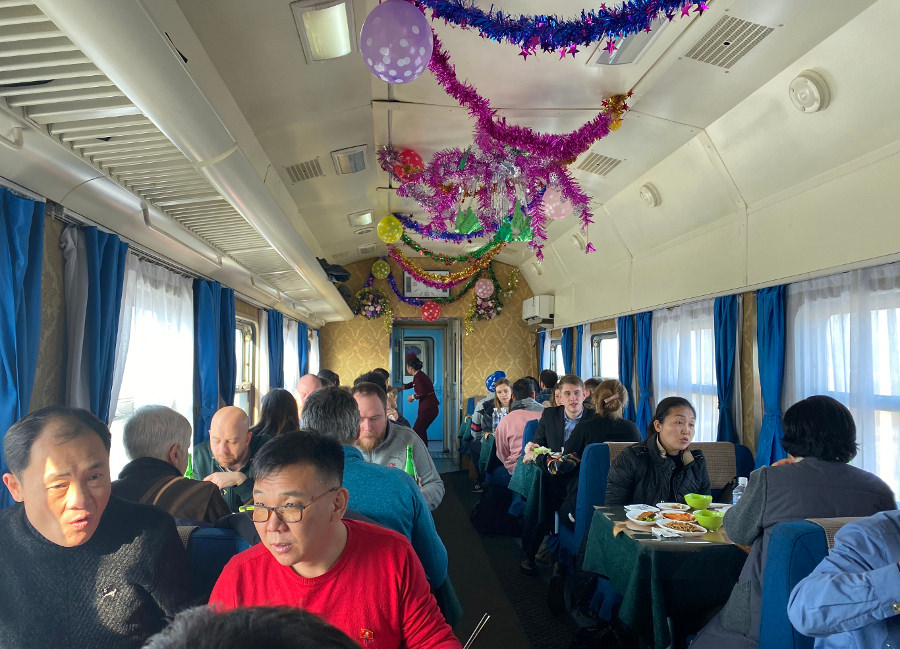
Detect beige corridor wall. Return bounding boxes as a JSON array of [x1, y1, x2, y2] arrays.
[[319, 258, 537, 402]]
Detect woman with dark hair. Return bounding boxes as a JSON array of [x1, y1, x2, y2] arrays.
[[317, 369, 340, 388], [249, 388, 300, 438], [605, 396, 710, 506], [689, 395, 895, 649], [551, 379, 641, 528], [399, 353, 440, 445]]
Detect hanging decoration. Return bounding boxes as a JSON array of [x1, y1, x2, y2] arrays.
[[360, 0, 433, 84], [474, 278, 494, 299], [377, 214, 404, 243], [371, 259, 390, 279], [354, 286, 393, 334], [421, 301, 441, 321], [413, 0, 704, 59], [395, 212, 489, 242], [400, 230, 505, 264], [389, 243, 501, 288], [392, 148, 425, 181], [542, 186, 575, 221]]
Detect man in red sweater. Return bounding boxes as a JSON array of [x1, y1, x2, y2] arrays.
[[208, 431, 460, 649]]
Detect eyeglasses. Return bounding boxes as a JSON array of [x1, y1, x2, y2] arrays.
[[239, 487, 338, 524]]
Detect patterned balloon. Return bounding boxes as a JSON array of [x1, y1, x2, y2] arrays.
[[393, 148, 424, 181], [371, 259, 390, 279], [474, 278, 494, 299], [485, 370, 506, 393], [360, 0, 433, 85], [421, 301, 440, 321], [377, 215, 403, 244], [542, 186, 574, 221]]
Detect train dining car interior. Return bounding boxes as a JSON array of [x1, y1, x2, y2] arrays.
[[0, 0, 899, 647]]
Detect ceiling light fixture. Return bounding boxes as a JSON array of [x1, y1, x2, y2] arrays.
[[291, 0, 356, 63], [639, 182, 661, 208], [331, 144, 368, 174], [347, 210, 373, 227], [789, 70, 830, 113]]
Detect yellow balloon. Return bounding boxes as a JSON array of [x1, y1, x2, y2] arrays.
[[372, 260, 390, 279], [377, 215, 403, 244]]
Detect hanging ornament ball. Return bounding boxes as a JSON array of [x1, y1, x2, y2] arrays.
[[377, 214, 403, 244], [474, 278, 495, 299], [421, 301, 441, 322], [371, 259, 390, 279], [542, 186, 574, 221], [393, 148, 424, 181], [485, 370, 506, 393], [360, 0, 433, 85]]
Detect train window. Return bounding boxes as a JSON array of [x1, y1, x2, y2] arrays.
[[786, 263, 900, 495], [549, 337, 565, 374], [652, 300, 719, 442], [234, 320, 256, 420], [591, 333, 619, 379]]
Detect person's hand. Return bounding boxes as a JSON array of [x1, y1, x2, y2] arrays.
[[523, 442, 537, 464], [204, 471, 246, 488], [386, 407, 399, 421], [772, 457, 797, 467], [407, 394, 415, 403]]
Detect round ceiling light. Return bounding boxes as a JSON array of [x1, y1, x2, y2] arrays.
[[789, 70, 830, 113], [639, 182, 661, 208]]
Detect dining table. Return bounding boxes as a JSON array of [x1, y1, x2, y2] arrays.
[[582, 506, 748, 649]]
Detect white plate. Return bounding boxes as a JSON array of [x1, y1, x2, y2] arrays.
[[656, 520, 708, 536], [625, 509, 662, 525], [707, 503, 732, 512], [624, 504, 660, 512], [656, 502, 691, 511]]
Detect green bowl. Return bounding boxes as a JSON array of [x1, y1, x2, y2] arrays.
[[684, 493, 713, 509], [693, 509, 724, 530]]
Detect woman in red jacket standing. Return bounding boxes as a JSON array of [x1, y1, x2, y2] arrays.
[[401, 353, 440, 445]]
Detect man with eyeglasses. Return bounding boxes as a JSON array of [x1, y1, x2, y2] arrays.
[[209, 432, 461, 649]]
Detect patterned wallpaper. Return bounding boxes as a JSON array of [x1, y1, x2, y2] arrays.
[[30, 213, 65, 411], [319, 258, 538, 402]]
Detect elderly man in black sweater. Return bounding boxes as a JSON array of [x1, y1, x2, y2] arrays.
[[0, 406, 191, 649]]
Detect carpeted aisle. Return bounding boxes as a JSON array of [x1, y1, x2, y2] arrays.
[[433, 470, 579, 649]]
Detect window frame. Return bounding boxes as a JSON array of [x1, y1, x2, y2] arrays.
[[235, 318, 257, 421], [590, 331, 619, 379]]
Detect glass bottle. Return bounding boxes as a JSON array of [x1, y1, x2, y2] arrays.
[[732, 477, 748, 505], [185, 452, 194, 479], [404, 444, 417, 481]]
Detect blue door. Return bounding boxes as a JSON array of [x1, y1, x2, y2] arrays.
[[392, 327, 444, 446]]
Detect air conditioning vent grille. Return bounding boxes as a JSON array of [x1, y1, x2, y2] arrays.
[[577, 152, 622, 177], [285, 158, 324, 183], [684, 16, 774, 69], [358, 243, 377, 255]]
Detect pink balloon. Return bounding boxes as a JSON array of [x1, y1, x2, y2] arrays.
[[360, 0, 433, 85], [474, 278, 494, 299], [422, 301, 440, 321], [542, 186, 574, 221]]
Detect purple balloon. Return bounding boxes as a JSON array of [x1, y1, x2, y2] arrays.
[[360, 0, 433, 84]]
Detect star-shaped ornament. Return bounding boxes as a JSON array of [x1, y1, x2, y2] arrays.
[[605, 39, 617, 55]]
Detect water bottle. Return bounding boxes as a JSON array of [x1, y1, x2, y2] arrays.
[[499, 407, 508, 419], [403, 444, 417, 480], [732, 477, 748, 505], [491, 409, 500, 432]]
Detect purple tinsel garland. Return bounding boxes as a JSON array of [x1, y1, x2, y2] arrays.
[[415, 0, 705, 55]]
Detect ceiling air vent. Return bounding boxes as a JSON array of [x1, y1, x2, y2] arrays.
[[358, 243, 377, 255], [684, 16, 774, 69], [577, 152, 623, 178], [284, 158, 325, 184]]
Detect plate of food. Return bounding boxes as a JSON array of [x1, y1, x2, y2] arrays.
[[707, 503, 732, 512], [531, 446, 553, 456], [660, 510, 696, 522], [656, 502, 691, 511], [625, 509, 662, 525], [656, 519, 708, 536], [624, 504, 659, 512]]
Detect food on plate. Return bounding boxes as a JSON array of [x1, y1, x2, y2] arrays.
[[636, 511, 659, 522], [531, 446, 552, 456], [662, 511, 695, 522], [661, 520, 706, 533]]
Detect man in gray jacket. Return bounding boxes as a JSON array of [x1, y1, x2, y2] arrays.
[[352, 381, 445, 510]]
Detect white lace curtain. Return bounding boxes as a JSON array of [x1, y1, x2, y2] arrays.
[[282, 317, 300, 395], [785, 261, 900, 495], [308, 328, 321, 375]]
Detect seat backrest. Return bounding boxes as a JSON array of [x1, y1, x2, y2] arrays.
[[466, 396, 476, 416], [689, 442, 738, 492], [759, 517, 859, 649], [177, 526, 251, 601], [574, 443, 614, 542], [520, 419, 539, 454]]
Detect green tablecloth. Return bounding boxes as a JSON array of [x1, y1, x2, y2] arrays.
[[508, 456, 553, 529], [583, 507, 747, 649]]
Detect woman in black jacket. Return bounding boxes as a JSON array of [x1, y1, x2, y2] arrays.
[[605, 396, 710, 506]]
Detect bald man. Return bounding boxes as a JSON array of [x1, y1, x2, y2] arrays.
[[296, 374, 323, 425], [192, 406, 271, 513]]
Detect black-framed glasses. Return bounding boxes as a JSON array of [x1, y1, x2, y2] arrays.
[[239, 487, 338, 524]]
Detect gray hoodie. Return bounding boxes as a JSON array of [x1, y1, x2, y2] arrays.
[[358, 421, 445, 511]]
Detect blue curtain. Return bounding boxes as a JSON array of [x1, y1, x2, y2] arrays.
[[635, 311, 653, 437], [0, 189, 45, 509], [267, 309, 285, 389], [83, 227, 128, 420], [617, 315, 636, 422], [193, 280, 222, 444], [575, 324, 584, 377], [714, 295, 739, 443], [218, 287, 236, 407], [560, 327, 574, 375], [539, 330, 547, 370], [756, 286, 788, 467], [298, 322, 309, 376]]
